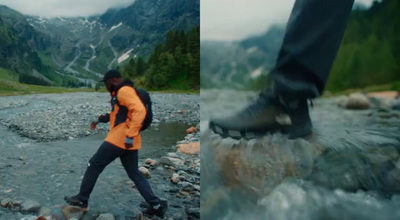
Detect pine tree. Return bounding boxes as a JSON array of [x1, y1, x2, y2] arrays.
[[136, 57, 146, 76]]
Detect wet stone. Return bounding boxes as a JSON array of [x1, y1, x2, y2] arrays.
[[177, 182, 192, 188], [169, 188, 180, 193], [96, 213, 115, 220], [62, 206, 85, 219], [139, 166, 151, 179], [171, 173, 180, 183], [166, 153, 180, 158], [145, 158, 158, 166], [1, 198, 11, 207], [344, 93, 370, 110], [10, 198, 23, 206], [160, 156, 184, 167], [39, 207, 51, 216], [20, 199, 41, 213], [186, 207, 200, 219]]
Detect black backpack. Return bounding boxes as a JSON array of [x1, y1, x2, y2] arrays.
[[135, 88, 153, 131], [116, 87, 153, 131]]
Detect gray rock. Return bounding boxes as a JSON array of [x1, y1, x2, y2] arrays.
[[153, 119, 160, 123], [160, 156, 184, 167], [344, 93, 370, 110], [166, 152, 180, 158], [0, 198, 11, 207], [186, 207, 200, 219], [378, 98, 396, 109], [177, 170, 197, 183], [39, 207, 51, 216], [193, 185, 200, 191], [21, 199, 41, 213], [156, 166, 165, 171], [178, 182, 193, 189], [10, 198, 23, 206], [171, 173, 181, 183], [96, 213, 115, 220]]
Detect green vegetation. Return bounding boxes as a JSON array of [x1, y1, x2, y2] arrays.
[[0, 80, 93, 96], [121, 26, 200, 90], [326, 0, 400, 92], [323, 81, 400, 97], [0, 67, 17, 81], [19, 74, 50, 86], [0, 79, 198, 96]]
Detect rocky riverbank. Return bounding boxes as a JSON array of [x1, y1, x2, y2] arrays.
[[0, 92, 199, 141], [0, 127, 200, 220], [0, 92, 200, 220]]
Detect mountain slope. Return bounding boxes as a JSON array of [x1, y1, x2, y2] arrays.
[[0, 6, 50, 82], [29, 0, 200, 80], [0, 0, 199, 88], [200, 25, 285, 89]]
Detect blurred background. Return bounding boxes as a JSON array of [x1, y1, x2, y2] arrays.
[[201, 0, 400, 94]]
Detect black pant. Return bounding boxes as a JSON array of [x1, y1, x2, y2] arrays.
[[271, 0, 355, 100], [78, 141, 160, 206]]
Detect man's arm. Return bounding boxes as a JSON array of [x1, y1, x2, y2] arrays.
[[98, 113, 110, 123], [90, 113, 110, 129], [117, 87, 146, 147]]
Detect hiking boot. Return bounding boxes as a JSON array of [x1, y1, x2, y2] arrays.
[[64, 195, 88, 211], [143, 200, 168, 218], [209, 91, 312, 139]]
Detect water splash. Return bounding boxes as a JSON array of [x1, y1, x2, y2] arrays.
[[201, 90, 400, 219]]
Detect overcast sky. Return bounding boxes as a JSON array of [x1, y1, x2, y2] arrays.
[[202, 0, 377, 41], [0, 0, 136, 17]]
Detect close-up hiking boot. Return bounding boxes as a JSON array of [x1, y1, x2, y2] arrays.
[[209, 91, 312, 139]]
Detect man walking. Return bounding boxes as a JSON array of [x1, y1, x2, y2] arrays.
[[65, 70, 167, 218]]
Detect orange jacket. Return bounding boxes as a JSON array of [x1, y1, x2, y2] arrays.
[[105, 85, 146, 150]]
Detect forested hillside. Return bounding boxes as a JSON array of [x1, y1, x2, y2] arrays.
[[121, 26, 200, 90], [327, 0, 400, 91]]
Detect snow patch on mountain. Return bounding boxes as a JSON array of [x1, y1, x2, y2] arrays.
[[246, 46, 258, 54], [108, 22, 123, 32], [118, 48, 135, 64], [250, 66, 264, 79]]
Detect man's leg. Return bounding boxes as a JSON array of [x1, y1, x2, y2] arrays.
[[76, 142, 123, 202], [120, 150, 167, 217], [272, 0, 355, 100], [120, 150, 160, 205], [210, 0, 354, 139]]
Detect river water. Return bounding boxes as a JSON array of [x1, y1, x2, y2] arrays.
[[201, 89, 400, 220]]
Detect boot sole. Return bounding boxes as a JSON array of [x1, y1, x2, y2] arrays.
[[64, 197, 89, 211], [210, 121, 312, 140], [65, 203, 89, 212]]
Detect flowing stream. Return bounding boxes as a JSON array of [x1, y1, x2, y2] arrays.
[[201, 89, 400, 220]]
